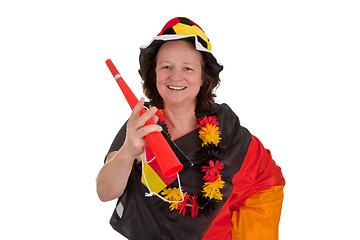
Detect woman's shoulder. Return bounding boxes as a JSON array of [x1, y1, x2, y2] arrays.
[[214, 103, 240, 123], [214, 102, 233, 112], [213, 103, 252, 144]]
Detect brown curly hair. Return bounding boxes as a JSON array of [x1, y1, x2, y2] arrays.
[[140, 39, 221, 113]]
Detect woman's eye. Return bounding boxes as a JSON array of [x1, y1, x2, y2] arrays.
[[162, 65, 170, 70], [185, 67, 193, 71]]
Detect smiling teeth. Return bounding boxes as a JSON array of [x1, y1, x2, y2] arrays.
[[168, 86, 186, 90]]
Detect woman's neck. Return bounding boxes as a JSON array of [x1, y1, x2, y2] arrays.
[[164, 103, 198, 140]]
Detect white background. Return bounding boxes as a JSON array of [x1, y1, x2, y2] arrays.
[[1, 0, 359, 239]]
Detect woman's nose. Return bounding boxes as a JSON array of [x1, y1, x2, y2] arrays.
[[170, 67, 183, 81]]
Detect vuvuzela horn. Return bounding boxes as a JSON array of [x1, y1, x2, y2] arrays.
[[105, 59, 183, 177]]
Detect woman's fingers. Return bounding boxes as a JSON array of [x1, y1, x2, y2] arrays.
[[128, 97, 145, 123], [133, 106, 162, 137], [138, 124, 162, 138], [136, 106, 157, 127], [151, 114, 159, 124], [129, 98, 159, 130], [124, 98, 163, 157]]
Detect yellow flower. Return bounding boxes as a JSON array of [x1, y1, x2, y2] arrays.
[[169, 202, 178, 211], [199, 124, 222, 146], [202, 178, 225, 200], [161, 187, 183, 201], [161, 188, 187, 211]]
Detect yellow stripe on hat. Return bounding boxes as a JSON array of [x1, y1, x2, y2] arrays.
[[173, 23, 212, 51]]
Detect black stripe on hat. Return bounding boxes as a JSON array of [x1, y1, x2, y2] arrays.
[[162, 27, 176, 35], [178, 17, 194, 26], [196, 36, 208, 50]]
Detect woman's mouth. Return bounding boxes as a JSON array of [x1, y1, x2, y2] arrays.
[[167, 85, 186, 90]]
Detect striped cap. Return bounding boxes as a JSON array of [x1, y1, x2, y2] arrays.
[[139, 17, 223, 77]]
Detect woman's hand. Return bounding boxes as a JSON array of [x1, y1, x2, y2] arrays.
[[122, 98, 162, 160], [96, 98, 162, 202]]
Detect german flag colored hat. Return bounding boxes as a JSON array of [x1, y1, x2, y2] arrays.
[[139, 17, 223, 77]]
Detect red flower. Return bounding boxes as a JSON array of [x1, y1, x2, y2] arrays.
[[197, 116, 219, 128], [177, 195, 189, 216], [203, 173, 222, 182], [155, 109, 167, 124], [189, 195, 199, 218], [202, 160, 224, 176]]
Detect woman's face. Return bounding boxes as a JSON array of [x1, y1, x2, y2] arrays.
[[155, 40, 203, 109]]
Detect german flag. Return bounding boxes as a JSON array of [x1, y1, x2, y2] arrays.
[[141, 146, 177, 194]]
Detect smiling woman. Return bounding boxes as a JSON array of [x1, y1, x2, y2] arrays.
[[155, 40, 203, 112], [152, 40, 207, 140], [140, 18, 222, 113], [97, 17, 285, 240]]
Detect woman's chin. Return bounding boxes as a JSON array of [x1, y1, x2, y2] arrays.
[[163, 97, 196, 109]]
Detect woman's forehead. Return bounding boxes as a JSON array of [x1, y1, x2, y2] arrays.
[[157, 40, 203, 63]]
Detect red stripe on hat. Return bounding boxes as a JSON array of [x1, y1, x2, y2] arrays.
[[158, 17, 181, 36]]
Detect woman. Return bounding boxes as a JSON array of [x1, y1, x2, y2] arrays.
[[97, 17, 285, 239]]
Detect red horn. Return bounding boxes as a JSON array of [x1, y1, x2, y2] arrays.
[[105, 59, 183, 177]]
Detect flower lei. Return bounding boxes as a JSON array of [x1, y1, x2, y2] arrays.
[[154, 108, 225, 218]]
